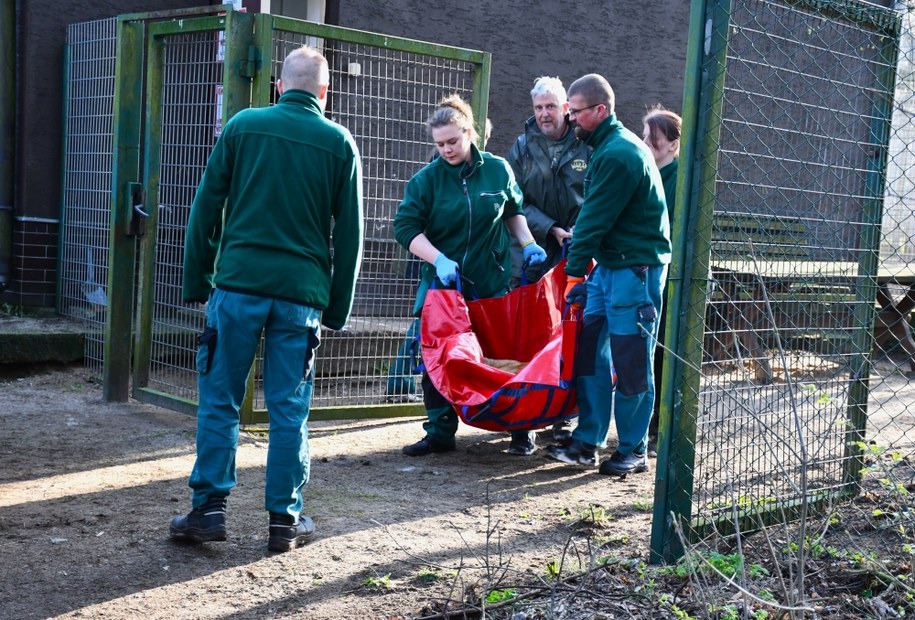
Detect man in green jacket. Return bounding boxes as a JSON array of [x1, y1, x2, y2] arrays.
[[545, 73, 671, 477], [170, 46, 363, 552], [505, 75, 591, 455]]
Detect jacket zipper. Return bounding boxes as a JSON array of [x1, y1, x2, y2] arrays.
[[462, 178, 472, 271]]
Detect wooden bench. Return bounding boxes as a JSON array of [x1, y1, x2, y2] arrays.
[[706, 213, 915, 379], [712, 212, 809, 261], [706, 213, 810, 383]]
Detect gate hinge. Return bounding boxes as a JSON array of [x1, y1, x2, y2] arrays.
[[239, 45, 262, 79]]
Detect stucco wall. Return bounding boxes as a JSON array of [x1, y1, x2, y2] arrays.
[[333, 0, 692, 157]]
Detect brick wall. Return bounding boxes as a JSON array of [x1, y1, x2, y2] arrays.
[[0, 217, 58, 308]]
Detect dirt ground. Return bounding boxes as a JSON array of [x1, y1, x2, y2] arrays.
[[0, 363, 657, 620]]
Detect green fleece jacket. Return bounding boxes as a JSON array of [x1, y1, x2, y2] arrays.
[[565, 114, 671, 277], [660, 158, 678, 222], [182, 90, 363, 330], [394, 144, 524, 313]]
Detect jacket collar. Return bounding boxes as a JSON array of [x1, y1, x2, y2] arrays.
[[586, 113, 623, 147], [436, 142, 484, 180], [277, 89, 323, 114], [523, 115, 574, 142]]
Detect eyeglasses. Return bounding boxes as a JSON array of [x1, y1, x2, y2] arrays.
[[568, 102, 602, 117]]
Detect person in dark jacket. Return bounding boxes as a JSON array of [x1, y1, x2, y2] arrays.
[[504, 76, 591, 455], [545, 74, 671, 477], [641, 106, 681, 458], [395, 94, 546, 457], [170, 46, 363, 552]]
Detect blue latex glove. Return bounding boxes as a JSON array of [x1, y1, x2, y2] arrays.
[[522, 241, 547, 266], [565, 277, 588, 308], [433, 253, 459, 286]]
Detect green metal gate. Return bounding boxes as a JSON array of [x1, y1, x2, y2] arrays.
[[104, 8, 492, 421], [651, 0, 904, 562]]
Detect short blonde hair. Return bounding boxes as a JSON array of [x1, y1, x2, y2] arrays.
[[280, 46, 329, 96]]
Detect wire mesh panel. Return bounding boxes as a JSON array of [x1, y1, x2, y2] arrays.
[[652, 0, 904, 559], [59, 17, 117, 374], [115, 11, 489, 419], [141, 29, 225, 403], [261, 23, 486, 411]]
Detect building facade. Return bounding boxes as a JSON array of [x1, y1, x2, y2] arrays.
[[4, 0, 695, 310]]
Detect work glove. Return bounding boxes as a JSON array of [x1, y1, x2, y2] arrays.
[[564, 276, 587, 308], [433, 253, 459, 286], [522, 240, 547, 266]]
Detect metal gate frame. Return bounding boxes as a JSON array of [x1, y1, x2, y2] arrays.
[[649, 0, 903, 562], [104, 7, 493, 424]]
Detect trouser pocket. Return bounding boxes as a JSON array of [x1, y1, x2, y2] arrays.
[[196, 326, 218, 374], [303, 327, 321, 380]]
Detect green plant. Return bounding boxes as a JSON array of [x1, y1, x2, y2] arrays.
[[484, 588, 517, 604], [416, 567, 444, 584], [670, 605, 695, 619], [545, 559, 561, 581], [363, 574, 391, 591], [633, 495, 653, 512], [717, 604, 739, 620], [672, 550, 768, 580], [577, 503, 613, 526]]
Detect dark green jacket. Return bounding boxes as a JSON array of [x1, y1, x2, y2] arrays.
[[182, 90, 364, 330], [660, 158, 678, 223], [506, 117, 591, 278], [566, 114, 671, 277], [394, 144, 524, 313]]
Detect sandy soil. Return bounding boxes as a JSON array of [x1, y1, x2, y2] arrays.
[[0, 364, 655, 620]]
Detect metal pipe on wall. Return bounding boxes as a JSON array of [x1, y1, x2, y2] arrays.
[[0, 0, 16, 293]]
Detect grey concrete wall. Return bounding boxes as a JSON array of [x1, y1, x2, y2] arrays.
[[334, 0, 692, 157]]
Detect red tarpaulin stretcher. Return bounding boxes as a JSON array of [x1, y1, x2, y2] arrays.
[[420, 260, 583, 432]]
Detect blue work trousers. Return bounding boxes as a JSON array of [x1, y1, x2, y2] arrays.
[[572, 264, 667, 455], [189, 288, 321, 519]]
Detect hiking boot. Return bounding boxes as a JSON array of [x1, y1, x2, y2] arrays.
[[599, 451, 649, 476], [507, 431, 537, 456], [646, 435, 658, 459], [552, 420, 573, 443], [544, 439, 598, 467], [402, 436, 455, 457], [384, 392, 423, 404], [169, 496, 227, 543], [268, 513, 316, 553]]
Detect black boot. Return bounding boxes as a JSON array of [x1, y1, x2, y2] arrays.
[[268, 513, 316, 553], [169, 496, 227, 543]]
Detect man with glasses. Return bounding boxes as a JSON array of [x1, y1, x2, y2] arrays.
[[545, 73, 671, 477], [503, 76, 591, 456]]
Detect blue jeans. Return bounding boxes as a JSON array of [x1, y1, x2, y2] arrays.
[[572, 264, 667, 455], [386, 318, 420, 395], [189, 288, 321, 519]]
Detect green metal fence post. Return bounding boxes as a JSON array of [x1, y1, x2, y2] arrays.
[[222, 9, 258, 424], [104, 18, 145, 402], [469, 52, 492, 148], [649, 0, 732, 564]]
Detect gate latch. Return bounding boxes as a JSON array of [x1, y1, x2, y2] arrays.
[[127, 182, 148, 237]]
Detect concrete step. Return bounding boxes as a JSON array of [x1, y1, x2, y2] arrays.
[[0, 316, 87, 364]]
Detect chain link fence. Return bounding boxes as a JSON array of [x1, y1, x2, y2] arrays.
[[651, 0, 915, 573]]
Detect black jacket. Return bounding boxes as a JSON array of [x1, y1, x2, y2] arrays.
[[505, 116, 591, 280]]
